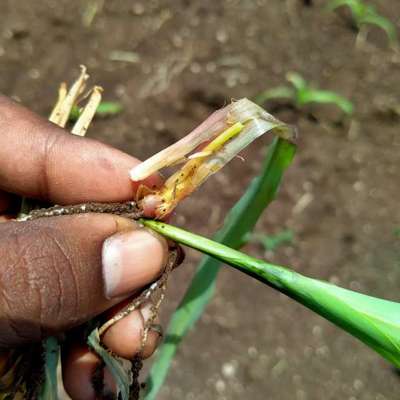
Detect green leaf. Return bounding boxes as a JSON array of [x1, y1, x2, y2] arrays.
[[255, 72, 354, 115], [328, 0, 367, 20], [286, 72, 308, 92], [69, 101, 123, 121], [96, 101, 124, 116], [328, 0, 397, 45], [253, 86, 295, 105], [361, 13, 398, 45], [143, 138, 296, 400], [299, 89, 354, 115], [69, 105, 81, 121], [38, 337, 60, 400], [143, 221, 400, 369], [88, 328, 132, 400], [250, 229, 294, 252], [328, 0, 354, 11]]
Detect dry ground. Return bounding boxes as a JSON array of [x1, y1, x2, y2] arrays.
[[1, 1, 400, 399]]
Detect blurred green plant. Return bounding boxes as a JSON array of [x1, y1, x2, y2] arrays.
[[328, 0, 398, 45], [82, 0, 104, 28], [249, 229, 294, 252], [88, 329, 132, 399], [254, 72, 354, 116], [70, 101, 123, 121], [39, 338, 60, 400], [143, 137, 296, 399], [143, 219, 400, 369]]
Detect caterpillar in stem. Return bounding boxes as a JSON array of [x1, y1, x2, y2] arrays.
[[131, 98, 296, 218]]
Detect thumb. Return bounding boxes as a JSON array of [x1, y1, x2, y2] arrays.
[[0, 214, 168, 347]]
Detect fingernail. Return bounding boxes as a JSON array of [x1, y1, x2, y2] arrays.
[[102, 228, 167, 299]]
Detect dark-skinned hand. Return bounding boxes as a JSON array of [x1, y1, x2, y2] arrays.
[[0, 95, 172, 399]]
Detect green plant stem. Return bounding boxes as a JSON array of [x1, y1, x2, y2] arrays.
[[142, 219, 293, 289], [39, 337, 60, 400], [143, 219, 400, 368]]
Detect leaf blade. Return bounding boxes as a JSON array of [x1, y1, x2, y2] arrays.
[[69, 101, 123, 121], [300, 89, 354, 115], [361, 13, 398, 45], [38, 337, 60, 400], [88, 328, 132, 400], [144, 221, 400, 369], [253, 86, 295, 105]]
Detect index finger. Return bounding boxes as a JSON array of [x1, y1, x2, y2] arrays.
[[0, 95, 161, 204]]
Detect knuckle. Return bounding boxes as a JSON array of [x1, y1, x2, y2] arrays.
[[39, 130, 63, 199]]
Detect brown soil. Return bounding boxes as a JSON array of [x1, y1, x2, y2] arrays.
[[1, 1, 400, 399]]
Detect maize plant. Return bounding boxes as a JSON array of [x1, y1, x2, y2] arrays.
[[328, 0, 398, 46], [3, 67, 400, 400], [254, 72, 354, 116]]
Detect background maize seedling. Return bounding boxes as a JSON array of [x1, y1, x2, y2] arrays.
[[254, 72, 354, 116], [328, 0, 398, 46], [69, 101, 123, 121]]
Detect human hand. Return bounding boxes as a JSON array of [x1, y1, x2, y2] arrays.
[[0, 95, 173, 399]]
